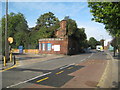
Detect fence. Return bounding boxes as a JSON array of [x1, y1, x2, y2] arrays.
[[12, 49, 39, 54]]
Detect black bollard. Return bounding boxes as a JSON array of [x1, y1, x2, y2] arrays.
[[13, 55, 16, 65]]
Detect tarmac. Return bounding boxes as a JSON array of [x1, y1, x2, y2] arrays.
[[0, 53, 65, 71], [0, 51, 119, 88]]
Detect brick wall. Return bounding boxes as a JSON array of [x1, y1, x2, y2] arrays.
[[39, 39, 68, 55], [55, 20, 67, 38]]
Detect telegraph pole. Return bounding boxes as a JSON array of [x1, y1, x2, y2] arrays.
[[5, 0, 9, 61]]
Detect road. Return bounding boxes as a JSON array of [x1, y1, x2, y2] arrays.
[[2, 51, 108, 88]]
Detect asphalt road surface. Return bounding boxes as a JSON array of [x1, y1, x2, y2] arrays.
[[2, 51, 108, 88]]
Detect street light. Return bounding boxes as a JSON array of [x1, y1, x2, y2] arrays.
[[5, 0, 9, 61]]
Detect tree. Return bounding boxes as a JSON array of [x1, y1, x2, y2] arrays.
[[36, 12, 59, 28], [29, 12, 60, 48], [2, 12, 29, 51], [63, 16, 78, 37], [88, 2, 120, 54], [88, 37, 97, 49], [64, 16, 87, 50], [88, 2, 120, 36]]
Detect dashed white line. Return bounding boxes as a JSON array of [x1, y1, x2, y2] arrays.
[[6, 72, 51, 88], [79, 53, 94, 63]]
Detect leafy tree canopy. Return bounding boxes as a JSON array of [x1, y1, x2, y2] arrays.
[[36, 12, 59, 28], [88, 37, 97, 49], [2, 12, 29, 49], [88, 2, 120, 37]]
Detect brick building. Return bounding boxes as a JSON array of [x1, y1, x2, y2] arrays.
[[39, 20, 79, 55]]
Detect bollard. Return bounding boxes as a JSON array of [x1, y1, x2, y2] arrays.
[[4, 56, 6, 66], [13, 55, 16, 65], [10, 53, 12, 62]]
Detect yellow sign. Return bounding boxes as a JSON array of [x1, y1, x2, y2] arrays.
[[8, 37, 13, 44]]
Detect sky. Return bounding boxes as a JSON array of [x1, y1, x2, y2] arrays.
[[1, 1, 112, 41]]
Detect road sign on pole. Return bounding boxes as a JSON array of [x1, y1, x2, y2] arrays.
[[5, 0, 9, 60], [8, 37, 13, 44]]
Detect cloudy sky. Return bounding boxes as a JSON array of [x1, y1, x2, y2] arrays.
[[1, 0, 112, 41]]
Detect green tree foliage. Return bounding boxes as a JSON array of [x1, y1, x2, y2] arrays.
[[88, 2, 120, 37], [36, 12, 59, 28], [29, 12, 60, 48], [88, 37, 97, 49], [66, 19, 77, 36], [74, 28, 87, 49], [88, 2, 120, 53], [2, 12, 29, 51], [64, 16, 87, 49]]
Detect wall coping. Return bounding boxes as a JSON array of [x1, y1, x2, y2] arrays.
[[39, 38, 64, 41]]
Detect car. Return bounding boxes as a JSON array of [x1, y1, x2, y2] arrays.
[[96, 45, 103, 52]]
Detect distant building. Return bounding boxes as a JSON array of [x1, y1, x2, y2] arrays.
[[39, 20, 79, 55], [104, 39, 112, 50]]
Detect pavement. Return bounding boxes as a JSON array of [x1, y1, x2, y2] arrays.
[[0, 56, 15, 71], [96, 51, 119, 88]]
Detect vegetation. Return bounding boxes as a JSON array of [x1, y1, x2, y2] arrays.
[[88, 37, 97, 49], [1, 11, 88, 54], [29, 12, 60, 48], [1, 12, 29, 54], [64, 16, 87, 50], [88, 2, 120, 55]]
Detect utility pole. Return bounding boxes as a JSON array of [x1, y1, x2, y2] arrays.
[[5, 0, 9, 61]]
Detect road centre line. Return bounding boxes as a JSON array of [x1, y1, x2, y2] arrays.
[[56, 71, 64, 75], [36, 77, 49, 83], [6, 72, 51, 88]]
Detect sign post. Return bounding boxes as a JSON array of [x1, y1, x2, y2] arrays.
[[19, 46, 23, 54]]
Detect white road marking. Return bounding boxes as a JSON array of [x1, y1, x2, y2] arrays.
[[60, 63, 75, 70], [6, 72, 51, 88], [6, 52, 94, 88], [79, 53, 94, 63]]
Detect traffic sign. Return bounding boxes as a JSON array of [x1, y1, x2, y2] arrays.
[[8, 37, 13, 44]]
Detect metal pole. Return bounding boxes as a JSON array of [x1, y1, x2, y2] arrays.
[[4, 56, 6, 66], [5, 0, 9, 61]]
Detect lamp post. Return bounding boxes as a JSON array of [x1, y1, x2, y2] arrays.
[[5, 0, 9, 61]]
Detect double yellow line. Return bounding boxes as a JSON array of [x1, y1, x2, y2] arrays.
[[0, 60, 19, 72]]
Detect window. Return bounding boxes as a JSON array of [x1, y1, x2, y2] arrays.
[[47, 43, 52, 51], [42, 43, 45, 51], [39, 43, 41, 50]]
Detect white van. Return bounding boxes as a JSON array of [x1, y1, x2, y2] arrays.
[[96, 45, 103, 51]]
